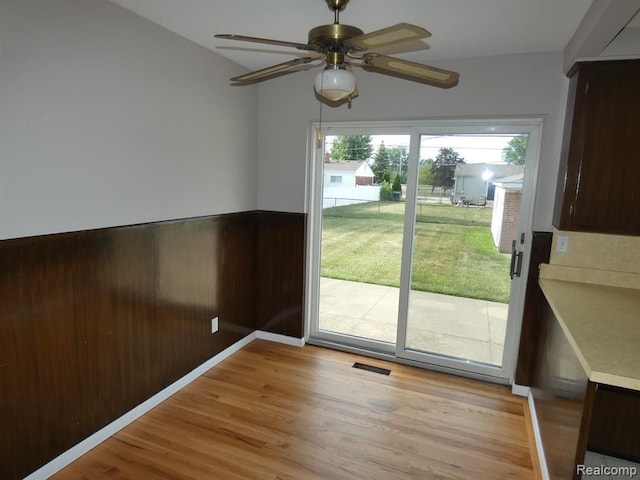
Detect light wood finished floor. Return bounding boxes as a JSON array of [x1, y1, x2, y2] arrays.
[[55, 340, 536, 479]]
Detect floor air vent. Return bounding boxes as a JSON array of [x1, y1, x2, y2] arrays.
[[352, 362, 391, 375]]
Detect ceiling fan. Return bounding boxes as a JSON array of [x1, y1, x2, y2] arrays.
[[214, 0, 459, 106]]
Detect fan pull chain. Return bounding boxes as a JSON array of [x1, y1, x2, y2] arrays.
[[316, 71, 324, 149]]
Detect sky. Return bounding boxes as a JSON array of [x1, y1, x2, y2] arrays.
[[325, 134, 517, 164]]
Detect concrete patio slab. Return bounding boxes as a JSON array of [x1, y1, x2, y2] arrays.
[[318, 277, 508, 366]]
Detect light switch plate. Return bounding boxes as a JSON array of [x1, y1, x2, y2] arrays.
[[211, 317, 219, 334]]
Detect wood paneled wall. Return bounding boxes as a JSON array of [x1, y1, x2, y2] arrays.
[[256, 212, 306, 338], [0, 211, 306, 480], [515, 231, 553, 386]]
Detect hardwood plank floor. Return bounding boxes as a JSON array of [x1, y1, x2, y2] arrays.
[[54, 340, 536, 479]]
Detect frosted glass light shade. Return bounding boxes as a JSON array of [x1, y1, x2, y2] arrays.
[[314, 68, 356, 101]]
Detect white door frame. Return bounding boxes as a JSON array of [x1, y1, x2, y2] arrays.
[[305, 122, 412, 354], [305, 118, 543, 385], [395, 119, 543, 383]]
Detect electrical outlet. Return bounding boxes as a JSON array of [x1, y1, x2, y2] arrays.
[[556, 235, 569, 253], [211, 317, 219, 334]]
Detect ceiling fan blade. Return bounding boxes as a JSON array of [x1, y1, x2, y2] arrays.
[[215, 34, 317, 51], [362, 54, 459, 88], [345, 23, 431, 51], [230, 57, 320, 83]]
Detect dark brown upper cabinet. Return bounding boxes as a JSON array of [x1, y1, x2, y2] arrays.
[[553, 60, 640, 235]]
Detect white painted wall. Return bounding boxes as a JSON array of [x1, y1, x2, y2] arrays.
[[0, 1, 570, 238], [257, 52, 569, 231], [0, 0, 258, 240]]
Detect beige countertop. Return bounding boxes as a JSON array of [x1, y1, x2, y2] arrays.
[[538, 264, 640, 391]]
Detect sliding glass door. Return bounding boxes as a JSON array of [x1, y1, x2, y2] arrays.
[[311, 127, 411, 354], [308, 119, 542, 382]]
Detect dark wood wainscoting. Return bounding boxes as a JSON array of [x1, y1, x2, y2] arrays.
[[256, 211, 306, 338], [0, 211, 306, 480], [515, 231, 553, 386]]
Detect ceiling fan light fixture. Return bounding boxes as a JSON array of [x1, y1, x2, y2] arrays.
[[216, 1, 460, 104], [314, 66, 356, 101]]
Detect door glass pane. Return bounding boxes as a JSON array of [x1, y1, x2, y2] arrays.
[[404, 133, 528, 366], [318, 134, 409, 345]]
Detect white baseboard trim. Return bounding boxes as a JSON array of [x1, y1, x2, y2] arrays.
[[527, 390, 550, 480], [256, 330, 305, 347], [24, 330, 304, 480], [511, 384, 531, 397]]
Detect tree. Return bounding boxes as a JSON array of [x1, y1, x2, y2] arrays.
[[502, 134, 528, 165], [330, 135, 373, 161], [371, 141, 390, 184], [419, 159, 435, 189], [431, 147, 464, 193], [388, 146, 409, 180]]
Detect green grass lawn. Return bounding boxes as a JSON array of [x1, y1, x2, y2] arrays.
[[324, 201, 492, 227], [321, 202, 511, 303]]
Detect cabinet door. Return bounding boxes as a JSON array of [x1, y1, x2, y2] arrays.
[[531, 299, 594, 479], [555, 61, 640, 234], [589, 385, 640, 461]]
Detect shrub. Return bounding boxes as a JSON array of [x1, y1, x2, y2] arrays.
[[392, 173, 402, 192], [379, 180, 392, 201]]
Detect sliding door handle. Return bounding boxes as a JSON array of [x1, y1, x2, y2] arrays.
[[509, 239, 523, 279]]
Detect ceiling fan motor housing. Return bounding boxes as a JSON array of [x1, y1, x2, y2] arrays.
[[308, 24, 364, 51]]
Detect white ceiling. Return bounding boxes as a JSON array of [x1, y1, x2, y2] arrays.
[[108, 0, 599, 73]]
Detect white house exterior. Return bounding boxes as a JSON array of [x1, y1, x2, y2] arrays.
[[323, 161, 379, 208], [453, 163, 524, 205]]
